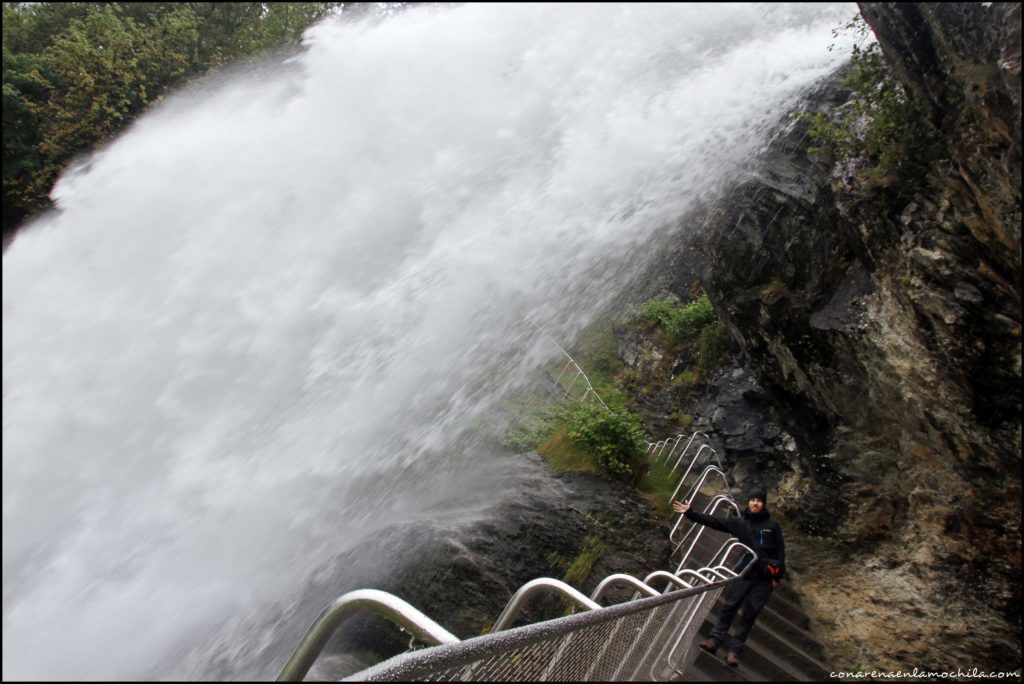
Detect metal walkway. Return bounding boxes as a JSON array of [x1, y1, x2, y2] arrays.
[[275, 425, 773, 681], [275, 346, 832, 681]]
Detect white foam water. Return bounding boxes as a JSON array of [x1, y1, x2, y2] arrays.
[[3, 3, 852, 679]]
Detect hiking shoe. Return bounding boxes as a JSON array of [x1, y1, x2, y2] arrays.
[[698, 638, 719, 654], [726, 651, 740, 668]]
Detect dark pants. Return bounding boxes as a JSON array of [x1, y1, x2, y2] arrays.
[[708, 578, 773, 653]]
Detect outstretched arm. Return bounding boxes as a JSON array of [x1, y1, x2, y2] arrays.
[[672, 500, 739, 535]]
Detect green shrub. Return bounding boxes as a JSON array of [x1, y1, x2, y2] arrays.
[[802, 14, 940, 181], [640, 298, 681, 328], [558, 401, 648, 486], [641, 295, 718, 345]]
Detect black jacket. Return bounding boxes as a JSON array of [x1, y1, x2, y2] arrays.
[[684, 506, 786, 581]]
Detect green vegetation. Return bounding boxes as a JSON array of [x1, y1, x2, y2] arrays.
[[639, 293, 730, 374], [556, 401, 648, 486], [671, 369, 699, 387], [637, 453, 685, 517], [505, 294, 732, 510], [523, 400, 647, 486], [640, 295, 718, 345], [697, 321, 731, 371], [504, 394, 648, 488], [2, 2, 350, 234], [561, 533, 608, 586], [537, 425, 601, 476], [801, 14, 940, 184]]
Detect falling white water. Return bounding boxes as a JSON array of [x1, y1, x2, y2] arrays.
[[3, 3, 852, 680]]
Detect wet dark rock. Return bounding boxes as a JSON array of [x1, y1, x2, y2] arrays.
[[807, 263, 874, 333], [669, 3, 1022, 673], [607, 3, 1020, 673], [694, 363, 780, 455]]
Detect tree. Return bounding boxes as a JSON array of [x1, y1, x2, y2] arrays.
[[2, 2, 348, 238], [3, 44, 54, 227]]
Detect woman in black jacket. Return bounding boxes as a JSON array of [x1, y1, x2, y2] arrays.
[[672, 486, 785, 668]]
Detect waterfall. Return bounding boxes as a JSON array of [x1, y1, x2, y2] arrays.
[[2, 4, 852, 679]]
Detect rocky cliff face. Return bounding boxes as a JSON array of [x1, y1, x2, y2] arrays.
[[295, 4, 1019, 676], [681, 1, 1020, 672]]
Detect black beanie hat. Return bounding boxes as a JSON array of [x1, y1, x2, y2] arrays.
[[747, 486, 767, 505]]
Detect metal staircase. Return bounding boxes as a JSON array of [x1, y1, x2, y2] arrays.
[[658, 438, 831, 682], [274, 349, 832, 681], [677, 531, 831, 681], [275, 429, 750, 681]]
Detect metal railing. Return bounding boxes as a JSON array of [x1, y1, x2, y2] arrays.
[[329, 542, 754, 682], [275, 539, 754, 681], [275, 550, 755, 682], [276, 590, 460, 682], [645, 426, 745, 571], [490, 578, 602, 633], [540, 335, 610, 410], [273, 426, 754, 682], [646, 431, 706, 467], [670, 467, 731, 545], [673, 495, 742, 569]]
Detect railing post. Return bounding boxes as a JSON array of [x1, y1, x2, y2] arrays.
[[276, 590, 459, 682]]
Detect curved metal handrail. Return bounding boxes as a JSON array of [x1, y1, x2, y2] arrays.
[[680, 442, 714, 472], [712, 536, 737, 561], [668, 445, 718, 503], [680, 464, 730, 507], [590, 573, 661, 604], [666, 431, 707, 466], [491, 577, 602, 633], [673, 497, 742, 569], [655, 437, 676, 461], [706, 565, 740, 578], [658, 434, 684, 463], [713, 539, 754, 567], [663, 543, 758, 676], [648, 430, 710, 468], [669, 466, 733, 544], [691, 565, 733, 581], [674, 568, 717, 588], [642, 570, 694, 593], [711, 455, 735, 501], [670, 494, 740, 554], [581, 563, 726, 681], [673, 439, 712, 471], [647, 439, 666, 456], [538, 573, 658, 681], [705, 537, 739, 567], [635, 544, 758, 681], [276, 589, 460, 682], [543, 335, 611, 411], [610, 556, 755, 683], [682, 540, 758, 584]]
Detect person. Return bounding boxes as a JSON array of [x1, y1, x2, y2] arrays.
[[671, 486, 785, 668]]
